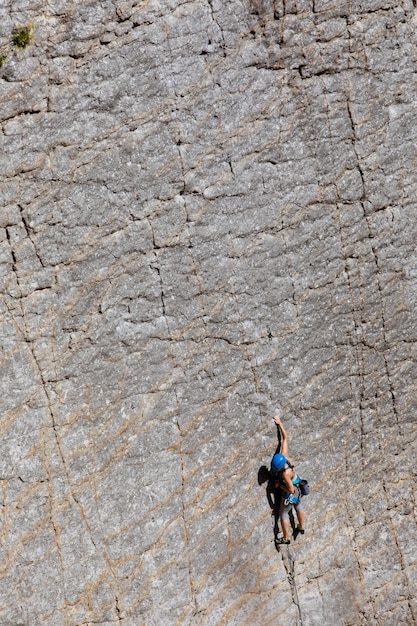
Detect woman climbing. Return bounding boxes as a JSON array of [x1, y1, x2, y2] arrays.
[[270, 414, 305, 545]]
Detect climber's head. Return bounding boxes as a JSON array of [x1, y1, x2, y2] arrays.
[[270, 453, 286, 472]]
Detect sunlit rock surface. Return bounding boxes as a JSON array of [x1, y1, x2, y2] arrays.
[[0, 1, 416, 624]]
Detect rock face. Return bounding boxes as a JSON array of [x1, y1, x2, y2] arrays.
[[1, 0, 417, 624]]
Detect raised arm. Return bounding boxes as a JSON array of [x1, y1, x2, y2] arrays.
[[273, 415, 291, 461]]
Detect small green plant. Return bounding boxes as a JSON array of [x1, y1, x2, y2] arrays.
[[12, 24, 34, 50], [0, 23, 34, 70]]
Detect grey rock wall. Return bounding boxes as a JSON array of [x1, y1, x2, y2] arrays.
[[1, 0, 417, 624]]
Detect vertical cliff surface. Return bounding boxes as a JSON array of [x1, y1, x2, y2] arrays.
[[0, 1, 417, 624]]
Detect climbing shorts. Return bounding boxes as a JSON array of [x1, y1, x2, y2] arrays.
[[279, 485, 303, 521]]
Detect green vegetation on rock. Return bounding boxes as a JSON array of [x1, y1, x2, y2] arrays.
[[12, 24, 34, 50]]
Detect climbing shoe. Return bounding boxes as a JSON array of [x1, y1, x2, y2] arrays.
[[298, 527, 305, 534], [276, 537, 291, 545]]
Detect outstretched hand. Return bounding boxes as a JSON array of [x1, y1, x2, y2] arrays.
[[273, 415, 282, 426]]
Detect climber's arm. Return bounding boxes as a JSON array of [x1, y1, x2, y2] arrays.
[[281, 467, 296, 495], [274, 415, 289, 458]]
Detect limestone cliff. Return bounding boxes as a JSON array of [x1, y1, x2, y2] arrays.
[[0, 0, 416, 624]]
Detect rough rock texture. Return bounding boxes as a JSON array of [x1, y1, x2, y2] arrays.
[[1, 0, 417, 624]]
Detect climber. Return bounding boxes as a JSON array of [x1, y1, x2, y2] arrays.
[[270, 414, 305, 545]]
